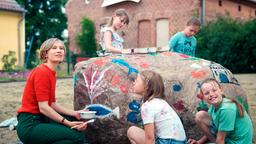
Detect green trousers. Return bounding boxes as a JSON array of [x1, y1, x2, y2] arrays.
[[17, 113, 86, 144]]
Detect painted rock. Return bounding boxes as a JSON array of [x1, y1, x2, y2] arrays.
[[74, 52, 248, 144]]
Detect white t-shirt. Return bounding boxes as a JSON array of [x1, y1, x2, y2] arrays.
[[141, 98, 186, 140]]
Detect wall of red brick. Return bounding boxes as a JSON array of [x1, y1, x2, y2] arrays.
[[205, 0, 256, 22], [65, 0, 256, 54], [65, 0, 200, 54]]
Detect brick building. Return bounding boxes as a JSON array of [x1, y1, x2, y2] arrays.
[[65, 0, 256, 54], [205, 0, 256, 21]]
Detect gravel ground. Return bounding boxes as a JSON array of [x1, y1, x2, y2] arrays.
[[0, 74, 255, 144]]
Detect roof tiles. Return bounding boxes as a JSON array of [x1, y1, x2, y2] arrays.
[[0, 0, 26, 12]]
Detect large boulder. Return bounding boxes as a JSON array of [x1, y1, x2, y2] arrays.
[[74, 52, 248, 144]]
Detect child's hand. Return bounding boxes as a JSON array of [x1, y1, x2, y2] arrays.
[[187, 138, 198, 144]]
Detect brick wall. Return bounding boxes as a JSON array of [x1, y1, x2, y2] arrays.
[[205, 0, 256, 22], [65, 0, 256, 54], [65, 0, 200, 53]]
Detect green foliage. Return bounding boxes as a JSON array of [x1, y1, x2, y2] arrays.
[[196, 16, 256, 73], [56, 69, 72, 77], [76, 17, 97, 57], [14, 65, 27, 72], [233, 19, 256, 73], [1, 51, 17, 71], [16, 0, 67, 68]]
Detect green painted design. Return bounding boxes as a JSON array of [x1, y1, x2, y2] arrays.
[[197, 100, 208, 111], [182, 57, 201, 61], [73, 74, 77, 87], [148, 52, 158, 56]]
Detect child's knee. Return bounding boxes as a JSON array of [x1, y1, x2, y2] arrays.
[[127, 126, 135, 137], [127, 126, 140, 139], [195, 111, 208, 123]]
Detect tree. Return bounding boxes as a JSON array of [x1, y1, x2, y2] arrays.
[[233, 19, 256, 73], [76, 17, 97, 57], [16, 0, 67, 68], [196, 16, 256, 73], [1, 51, 17, 71]]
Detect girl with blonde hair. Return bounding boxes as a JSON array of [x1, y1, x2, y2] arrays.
[[188, 78, 253, 144]]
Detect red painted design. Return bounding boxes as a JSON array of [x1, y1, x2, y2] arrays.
[[76, 57, 90, 63], [196, 93, 204, 100], [105, 69, 114, 76], [191, 70, 206, 79], [120, 85, 128, 94], [140, 63, 149, 68], [111, 75, 121, 86], [179, 54, 190, 58], [172, 100, 185, 111], [94, 59, 104, 66]]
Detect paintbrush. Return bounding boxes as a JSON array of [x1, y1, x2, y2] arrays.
[[71, 119, 95, 129]]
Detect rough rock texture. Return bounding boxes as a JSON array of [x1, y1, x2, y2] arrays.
[[74, 52, 248, 144]]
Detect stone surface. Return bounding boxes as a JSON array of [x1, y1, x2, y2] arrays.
[[74, 52, 249, 144], [0, 75, 255, 144]]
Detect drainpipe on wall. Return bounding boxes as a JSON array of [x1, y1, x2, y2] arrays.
[[200, 0, 205, 25], [18, 11, 25, 66]]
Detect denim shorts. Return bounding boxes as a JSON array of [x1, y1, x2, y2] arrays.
[[209, 121, 218, 138], [155, 137, 187, 144]]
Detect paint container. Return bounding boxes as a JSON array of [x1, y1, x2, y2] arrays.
[[79, 111, 96, 119]]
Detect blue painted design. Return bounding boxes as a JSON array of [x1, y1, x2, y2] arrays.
[[86, 104, 111, 115], [127, 99, 142, 124], [127, 111, 142, 124], [85, 104, 119, 119], [111, 59, 138, 75], [129, 100, 140, 112], [196, 82, 201, 88], [219, 73, 229, 83], [173, 84, 181, 92], [209, 62, 239, 85]]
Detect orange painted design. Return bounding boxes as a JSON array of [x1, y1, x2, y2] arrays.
[[111, 75, 121, 87], [161, 52, 173, 56], [191, 70, 206, 79]]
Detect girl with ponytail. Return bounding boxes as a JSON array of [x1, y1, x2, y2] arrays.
[[188, 78, 253, 144]]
